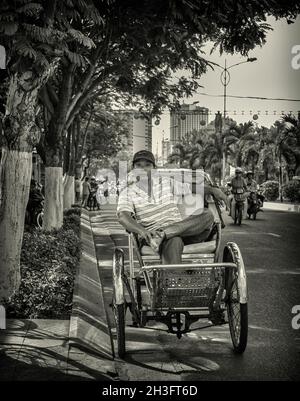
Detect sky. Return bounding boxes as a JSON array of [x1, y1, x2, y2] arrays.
[[152, 15, 300, 156]]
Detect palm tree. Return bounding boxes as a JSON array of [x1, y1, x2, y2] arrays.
[[279, 113, 300, 179], [201, 132, 223, 182], [225, 121, 256, 168], [168, 130, 207, 169], [257, 126, 277, 181]]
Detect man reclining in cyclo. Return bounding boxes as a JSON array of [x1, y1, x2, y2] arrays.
[[117, 150, 228, 264]]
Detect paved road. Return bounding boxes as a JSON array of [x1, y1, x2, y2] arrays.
[[94, 206, 300, 381]]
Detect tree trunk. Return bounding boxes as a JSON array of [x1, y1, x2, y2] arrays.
[[63, 128, 71, 175], [43, 64, 74, 229], [43, 167, 63, 230], [63, 122, 76, 209], [63, 174, 75, 209], [0, 149, 32, 299], [265, 169, 269, 181], [0, 69, 51, 299]]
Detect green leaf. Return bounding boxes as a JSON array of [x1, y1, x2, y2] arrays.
[[68, 28, 96, 49], [15, 40, 37, 60], [17, 2, 43, 17], [0, 21, 18, 35]]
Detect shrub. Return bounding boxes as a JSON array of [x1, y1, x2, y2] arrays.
[[283, 180, 300, 203], [6, 216, 81, 319], [63, 213, 81, 236], [260, 180, 279, 201], [64, 206, 81, 216]]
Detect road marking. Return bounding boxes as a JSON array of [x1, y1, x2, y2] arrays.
[[249, 325, 280, 332], [227, 231, 248, 235], [246, 269, 300, 275], [228, 232, 281, 238], [267, 232, 281, 238]]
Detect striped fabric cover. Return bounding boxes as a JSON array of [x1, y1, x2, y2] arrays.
[[117, 176, 190, 231]]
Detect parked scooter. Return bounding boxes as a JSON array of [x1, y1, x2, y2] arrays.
[[25, 180, 44, 228]]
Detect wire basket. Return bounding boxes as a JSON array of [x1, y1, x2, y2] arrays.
[[151, 267, 223, 309], [234, 193, 246, 202]]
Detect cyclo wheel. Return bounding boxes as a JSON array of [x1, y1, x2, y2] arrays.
[[112, 248, 126, 358], [223, 243, 248, 354]]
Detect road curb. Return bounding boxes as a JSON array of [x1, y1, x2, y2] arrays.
[[69, 210, 114, 359], [263, 202, 300, 212]]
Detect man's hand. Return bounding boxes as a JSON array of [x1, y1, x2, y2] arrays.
[[138, 228, 153, 245], [211, 187, 230, 209]]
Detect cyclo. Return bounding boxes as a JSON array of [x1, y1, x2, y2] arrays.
[[112, 171, 248, 358]]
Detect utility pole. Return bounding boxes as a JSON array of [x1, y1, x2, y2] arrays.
[[221, 59, 228, 185], [279, 149, 283, 202], [213, 57, 257, 184]]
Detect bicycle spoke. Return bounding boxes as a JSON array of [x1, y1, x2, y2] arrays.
[[228, 278, 241, 344]]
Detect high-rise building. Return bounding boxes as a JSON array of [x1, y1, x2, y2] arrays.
[[162, 138, 171, 165], [115, 110, 152, 155], [170, 104, 209, 145]]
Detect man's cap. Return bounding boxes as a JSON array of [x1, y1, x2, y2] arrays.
[[132, 150, 155, 166], [235, 167, 243, 173], [246, 170, 253, 175]]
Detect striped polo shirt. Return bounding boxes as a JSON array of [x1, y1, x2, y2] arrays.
[[117, 175, 191, 231]]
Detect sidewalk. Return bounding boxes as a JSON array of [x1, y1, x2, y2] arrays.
[[0, 209, 118, 381], [264, 201, 300, 212], [1, 205, 197, 381], [0, 319, 116, 380]]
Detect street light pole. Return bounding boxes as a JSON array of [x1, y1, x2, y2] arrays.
[[279, 149, 283, 202], [213, 57, 257, 184], [277, 132, 285, 203], [223, 59, 227, 121], [221, 59, 230, 184]]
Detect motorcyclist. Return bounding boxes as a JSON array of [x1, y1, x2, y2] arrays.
[[246, 171, 263, 209], [257, 185, 265, 206], [245, 171, 258, 193], [225, 182, 232, 196], [228, 167, 248, 218]]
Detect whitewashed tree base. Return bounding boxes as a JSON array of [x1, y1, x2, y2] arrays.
[[43, 167, 64, 231], [63, 174, 75, 210], [0, 149, 32, 299]]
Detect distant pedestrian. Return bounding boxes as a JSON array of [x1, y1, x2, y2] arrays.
[[89, 177, 100, 210], [103, 179, 109, 203], [75, 178, 81, 203], [81, 177, 91, 208]]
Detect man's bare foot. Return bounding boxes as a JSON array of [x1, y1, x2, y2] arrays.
[[149, 229, 166, 253]]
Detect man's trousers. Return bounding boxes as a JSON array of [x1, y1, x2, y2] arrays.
[[160, 208, 215, 264]]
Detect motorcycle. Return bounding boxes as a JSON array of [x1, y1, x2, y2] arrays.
[[247, 191, 262, 220], [257, 189, 265, 207], [25, 190, 44, 228]]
